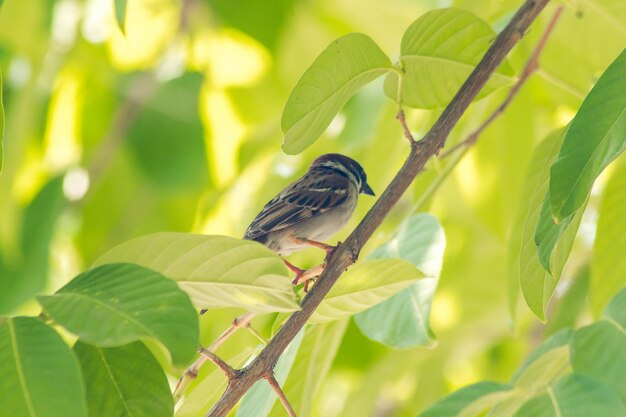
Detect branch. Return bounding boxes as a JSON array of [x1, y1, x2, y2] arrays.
[[199, 349, 238, 380], [206, 1, 550, 415], [173, 312, 256, 401], [265, 374, 298, 417], [440, 5, 564, 159]]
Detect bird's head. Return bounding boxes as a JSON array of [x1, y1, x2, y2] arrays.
[[310, 153, 375, 196]]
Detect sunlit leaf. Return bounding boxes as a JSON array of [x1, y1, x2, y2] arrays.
[[550, 49, 626, 221], [95, 233, 300, 314], [511, 374, 626, 417], [0, 317, 86, 417], [114, 0, 127, 34], [38, 263, 199, 366], [355, 214, 445, 348], [591, 159, 626, 315], [419, 381, 515, 417], [512, 329, 573, 386], [281, 33, 393, 154], [235, 329, 305, 417], [310, 259, 424, 323], [73, 341, 173, 417], [268, 320, 349, 417], [384, 8, 514, 109]]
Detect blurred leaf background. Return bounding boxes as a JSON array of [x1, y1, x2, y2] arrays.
[[0, 0, 624, 416]]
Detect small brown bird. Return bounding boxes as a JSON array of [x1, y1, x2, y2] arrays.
[[244, 153, 375, 288]]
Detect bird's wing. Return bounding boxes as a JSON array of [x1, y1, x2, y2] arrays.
[[244, 172, 351, 240]]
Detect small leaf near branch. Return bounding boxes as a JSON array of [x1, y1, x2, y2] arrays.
[[114, 0, 128, 34], [281, 33, 393, 154], [384, 8, 515, 109]]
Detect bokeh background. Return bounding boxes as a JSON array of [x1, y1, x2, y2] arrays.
[[0, 0, 624, 416]]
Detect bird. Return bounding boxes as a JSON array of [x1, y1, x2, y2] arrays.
[[243, 153, 375, 290]]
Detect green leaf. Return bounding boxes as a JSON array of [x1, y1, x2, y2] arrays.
[[605, 285, 626, 328], [95, 233, 299, 314], [591, 159, 626, 315], [571, 320, 626, 402], [0, 317, 86, 417], [310, 259, 424, 323], [534, 196, 580, 275], [37, 263, 199, 366], [281, 33, 392, 154], [235, 329, 305, 417], [73, 341, 173, 417], [419, 381, 515, 417], [550, 49, 626, 221], [354, 214, 445, 348], [384, 8, 514, 109], [114, 0, 127, 34], [489, 330, 573, 417], [512, 374, 626, 417], [510, 129, 581, 320], [268, 320, 349, 417]]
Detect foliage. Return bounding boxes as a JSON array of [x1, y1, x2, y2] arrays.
[[0, 1, 625, 417]]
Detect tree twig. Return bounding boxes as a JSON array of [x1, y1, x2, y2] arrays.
[[265, 374, 298, 417], [173, 312, 256, 401], [440, 4, 564, 159], [205, 1, 550, 415], [199, 349, 238, 380]]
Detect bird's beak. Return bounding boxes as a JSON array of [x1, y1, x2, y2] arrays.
[[361, 182, 375, 196]]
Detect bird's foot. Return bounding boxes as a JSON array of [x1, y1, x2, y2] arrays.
[[284, 260, 325, 292], [292, 237, 339, 262]]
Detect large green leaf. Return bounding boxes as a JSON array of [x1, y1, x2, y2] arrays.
[[0, 317, 86, 417], [419, 381, 515, 417], [354, 214, 445, 348], [38, 263, 198, 366], [510, 130, 580, 320], [73, 341, 173, 417], [384, 8, 514, 109], [591, 159, 626, 315], [571, 287, 626, 402], [268, 320, 349, 417], [511, 374, 626, 417], [310, 259, 424, 323], [549, 49, 626, 221], [95, 233, 299, 314], [281, 33, 393, 154], [235, 329, 305, 417]]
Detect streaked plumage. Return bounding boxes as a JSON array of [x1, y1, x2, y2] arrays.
[[244, 153, 374, 255]]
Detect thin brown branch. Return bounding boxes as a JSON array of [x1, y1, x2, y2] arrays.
[[200, 349, 238, 380], [173, 312, 256, 401], [265, 374, 298, 417], [206, 1, 550, 415], [396, 110, 416, 144], [440, 5, 564, 159]]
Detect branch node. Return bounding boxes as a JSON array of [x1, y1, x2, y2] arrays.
[[200, 349, 238, 381]]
